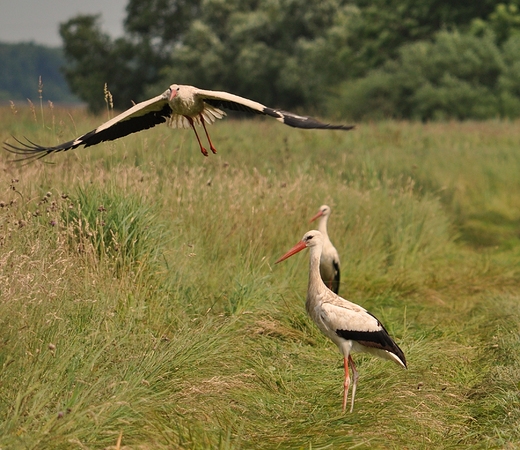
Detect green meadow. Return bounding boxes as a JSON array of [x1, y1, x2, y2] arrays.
[[1, 105, 519, 449]]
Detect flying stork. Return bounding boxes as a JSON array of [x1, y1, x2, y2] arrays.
[[276, 230, 407, 413], [310, 205, 340, 294], [4, 84, 354, 161]]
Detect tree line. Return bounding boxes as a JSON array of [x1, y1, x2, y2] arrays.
[[0, 42, 77, 103], [15, 0, 520, 120]]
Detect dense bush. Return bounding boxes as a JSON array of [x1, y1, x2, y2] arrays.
[[329, 30, 520, 121]]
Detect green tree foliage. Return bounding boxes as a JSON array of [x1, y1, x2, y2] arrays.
[[156, 0, 353, 109], [350, 0, 497, 67], [326, 2, 520, 121], [329, 31, 509, 121], [58, 0, 203, 112], [56, 0, 520, 119], [498, 34, 520, 116], [60, 15, 166, 113], [471, 2, 520, 45], [156, 0, 498, 109], [124, 0, 202, 48]]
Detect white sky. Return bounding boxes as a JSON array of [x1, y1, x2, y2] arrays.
[[0, 0, 127, 46]]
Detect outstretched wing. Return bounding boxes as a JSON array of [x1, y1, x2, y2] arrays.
[[195, 89, 355, 131], [4, 93, 172, 161]]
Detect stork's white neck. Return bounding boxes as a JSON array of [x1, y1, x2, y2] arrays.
[[307, 242, 328, 301], [317, 214, 329, 236]]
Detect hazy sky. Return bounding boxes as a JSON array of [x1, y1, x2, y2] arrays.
[[0, 0, 127, 46]]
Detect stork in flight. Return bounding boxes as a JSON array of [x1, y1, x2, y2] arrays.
[[4, 84, 354, 161], [276, 230, 406, 413], [310, 205, 340, 294]]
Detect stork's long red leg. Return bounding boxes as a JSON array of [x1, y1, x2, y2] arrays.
[[342, 356, 350, 413], [185, 116, 208, 156], [348, 355, 359, 413], [200, 115, 218, 154]]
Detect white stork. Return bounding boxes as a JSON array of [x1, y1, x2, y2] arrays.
[[276, 230, 406, 413], [4, 84, 354, 161], [309, 205, 340, 294]]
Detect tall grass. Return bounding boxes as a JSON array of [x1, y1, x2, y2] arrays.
[[61, 184, 168, 276], [0, 105, 519, 448]]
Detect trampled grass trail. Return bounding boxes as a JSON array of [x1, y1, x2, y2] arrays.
[[0, 105, 519, 449]]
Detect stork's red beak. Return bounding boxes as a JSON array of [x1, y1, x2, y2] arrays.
[[169, 90, 177, 101], [276, 240, 307, 264], [309, 210, 324, 223]]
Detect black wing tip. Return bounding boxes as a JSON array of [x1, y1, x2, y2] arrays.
[[322, 124, 355, 131], [391, 341, 407, 368], [283, 116, 355, 130], [263, 107, 355, 130], [336, 327, 406, 366], [3, 136, 75, 162], [3, 137, 47, 163]]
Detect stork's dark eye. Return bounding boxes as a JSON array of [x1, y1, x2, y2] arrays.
[[307, 235, 313, 240]]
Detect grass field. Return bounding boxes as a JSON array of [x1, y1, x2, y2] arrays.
[[1, 104, 519, 449]]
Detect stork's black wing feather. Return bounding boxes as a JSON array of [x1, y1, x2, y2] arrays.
[[336, 324, 407, 367], [81, 103, 173, 148], [270, 109, 355, 130], [203, 98, 263, 115], [202, 94, 354, 131], [331, 259, 341, 295]]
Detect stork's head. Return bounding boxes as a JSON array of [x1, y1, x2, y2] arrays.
[[310, 205, 331, 223], [168, 84, 181, 101], [276, 230, 323, 264]]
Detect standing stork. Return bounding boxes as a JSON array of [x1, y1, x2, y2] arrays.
[[310, 205, 340, 294], [4, 84, 354, 161], [276, 230, 406, 413]]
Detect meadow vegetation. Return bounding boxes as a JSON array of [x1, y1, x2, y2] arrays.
[[0, 105, 519, 449]]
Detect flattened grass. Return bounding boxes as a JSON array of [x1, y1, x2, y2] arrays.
[[1, 105, 519, 448]]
